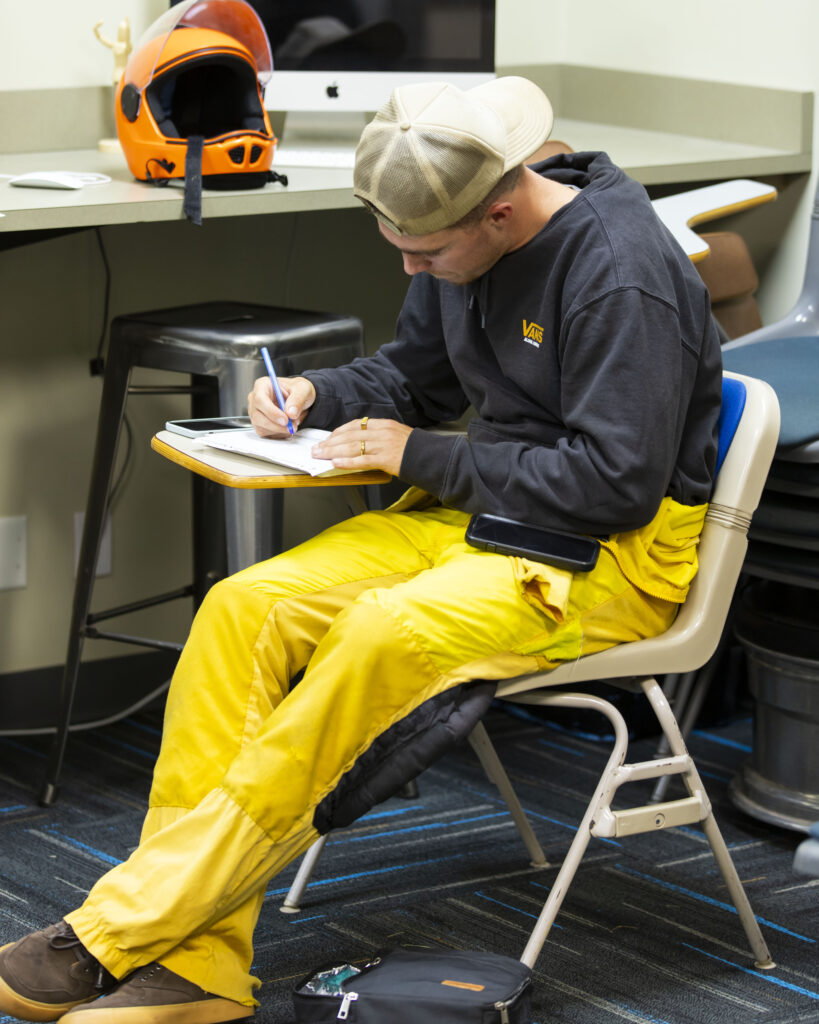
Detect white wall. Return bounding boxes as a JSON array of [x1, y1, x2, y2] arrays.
[[496, 0, 566, 66], [0, 0, 165, 91], [562, 0, 817, 90]]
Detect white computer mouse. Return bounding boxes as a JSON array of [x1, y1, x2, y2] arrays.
[[8, 171, 86, 189]]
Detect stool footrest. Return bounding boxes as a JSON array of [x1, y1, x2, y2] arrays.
[[83, 627, 184, 653], [85, 585, 195, 624]]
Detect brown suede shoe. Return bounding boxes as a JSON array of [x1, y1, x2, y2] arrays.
[[0, 920, 116, 1022], [61, 963, 252, 1024]]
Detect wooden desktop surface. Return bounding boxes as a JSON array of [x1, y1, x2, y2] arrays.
[[152, 430, 390, 490]]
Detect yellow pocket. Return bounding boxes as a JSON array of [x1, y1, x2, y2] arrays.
[[510, 555, 573, 622], [602, 497, 708, 603]]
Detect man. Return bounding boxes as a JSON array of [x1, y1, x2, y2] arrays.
[[0, 77, 721, 1024]]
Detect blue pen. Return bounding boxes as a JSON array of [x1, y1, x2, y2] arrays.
[[261, 346, 294, 436]]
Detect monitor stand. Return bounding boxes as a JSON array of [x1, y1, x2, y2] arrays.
[[274, 111, 367, 168]]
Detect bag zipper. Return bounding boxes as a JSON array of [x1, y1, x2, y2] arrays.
[[337, 992, 359, 1019], [494, 1002, 510, 1024]]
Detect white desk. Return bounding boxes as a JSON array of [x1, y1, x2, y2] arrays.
[[0, 148, 357, 234], [0, 115, 801, 239]]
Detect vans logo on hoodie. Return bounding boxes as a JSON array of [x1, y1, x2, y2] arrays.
[[522, 319, 543, 347]]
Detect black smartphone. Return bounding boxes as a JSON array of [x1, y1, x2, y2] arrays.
[[465, 513, 600, 572], [165, 416, 252, 437]]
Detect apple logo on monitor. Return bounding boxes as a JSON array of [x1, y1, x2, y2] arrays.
[[327, 83, 339, 99]]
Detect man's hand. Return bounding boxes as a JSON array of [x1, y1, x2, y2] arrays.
[[248, 375, 316, 437], [312, 418, 412, 477]]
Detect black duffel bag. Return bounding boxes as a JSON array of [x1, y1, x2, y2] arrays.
[[293, 947, 532, 1023]]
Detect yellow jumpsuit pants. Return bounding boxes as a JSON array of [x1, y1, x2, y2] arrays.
[[65, 499, 703, 1006]]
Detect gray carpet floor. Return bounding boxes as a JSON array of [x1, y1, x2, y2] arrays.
[[1, 700, 817, 1024]]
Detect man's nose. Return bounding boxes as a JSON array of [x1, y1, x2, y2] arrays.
[[402, 252, 429, 275]]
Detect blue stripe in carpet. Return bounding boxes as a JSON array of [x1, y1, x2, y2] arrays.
[[265, 852, 465, 897], [36, 828, 123, 866], [332, 811, 509, 843], [683, 944, 819, 1000], [616, 864, 815, 942], [613, 1003, 673, 1024], [691, 730, 752, 753], [357, 805, 425, 821]]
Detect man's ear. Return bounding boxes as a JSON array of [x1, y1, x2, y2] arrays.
[[487, 200, 514, 228]]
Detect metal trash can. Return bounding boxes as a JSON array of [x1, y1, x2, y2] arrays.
[[730, 580, 819, 832]]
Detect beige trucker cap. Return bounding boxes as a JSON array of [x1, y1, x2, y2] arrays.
[[353, 76, 554, 236]]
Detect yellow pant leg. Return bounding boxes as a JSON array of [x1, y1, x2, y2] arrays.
[[66, 507, 676, 1005], [65, 508, 463, 1002]]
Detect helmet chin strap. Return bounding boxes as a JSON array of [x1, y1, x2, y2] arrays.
[[183, 135, 205, 226]]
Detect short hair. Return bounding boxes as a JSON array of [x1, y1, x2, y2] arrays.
[[453, 164, 524, 230]]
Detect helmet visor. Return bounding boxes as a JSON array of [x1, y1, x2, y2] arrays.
[[127, 0, 273, 87]]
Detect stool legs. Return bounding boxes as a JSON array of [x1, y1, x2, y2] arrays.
[[217, 360, 282, 572], [40, 345, 133, 805]]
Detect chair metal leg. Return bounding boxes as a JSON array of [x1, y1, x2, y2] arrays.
[[650, 623, 731, 803], [467, 722, 548, 867], [641, 678, 775, 969], [650, 669, 698, 803], [513, 692, 631, 967], [280, 835, 328, 914], [508, 682, 774, 971]]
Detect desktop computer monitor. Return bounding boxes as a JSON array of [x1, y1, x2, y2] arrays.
[[260, 0, 495, 108], [169, 0, 496, 164]]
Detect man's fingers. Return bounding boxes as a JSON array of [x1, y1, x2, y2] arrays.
[[281, 377, 316, 420], [311, 418, 411, 477], [248, 376, 316, 436]]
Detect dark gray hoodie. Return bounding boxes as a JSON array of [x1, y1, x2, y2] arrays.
[[303, 151, 722, 535]]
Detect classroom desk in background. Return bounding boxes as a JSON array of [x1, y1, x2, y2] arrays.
[[0, 104, 804, 244]]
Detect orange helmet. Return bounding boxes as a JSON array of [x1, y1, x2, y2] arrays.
[[115, 0, 277, 188]]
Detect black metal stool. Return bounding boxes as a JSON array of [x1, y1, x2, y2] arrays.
[[40, 301, 363, 805]]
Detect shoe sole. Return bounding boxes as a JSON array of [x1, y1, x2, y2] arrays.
[[62, 997, 252, 1024], [0, 946, 95, 1023]]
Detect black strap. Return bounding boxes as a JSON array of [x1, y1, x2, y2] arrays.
[[183, 135, 204, 226]]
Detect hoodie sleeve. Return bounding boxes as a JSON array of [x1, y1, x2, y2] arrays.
[[301, 274, 471, 429], [399, 287, 720, 534]]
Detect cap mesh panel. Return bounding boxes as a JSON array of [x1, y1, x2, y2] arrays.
[[353, 125, 393, 194], [375, 134, 442, 221], [418, 129, 489, 199]]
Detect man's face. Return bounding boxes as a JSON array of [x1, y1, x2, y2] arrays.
[[378, 217, 506, 285]]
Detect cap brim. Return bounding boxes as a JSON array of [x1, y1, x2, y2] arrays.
[[467, 76, 554, 172]]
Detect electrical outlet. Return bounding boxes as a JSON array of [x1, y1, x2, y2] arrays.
[[74, 512, 112, 577], [0, 516, 27, 590]]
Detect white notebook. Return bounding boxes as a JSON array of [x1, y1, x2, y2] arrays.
[[205, 428, 364, 478]]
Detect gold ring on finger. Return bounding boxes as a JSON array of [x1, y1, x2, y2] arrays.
[[360, 440, 366, 456], [361, 417, 369, 430]]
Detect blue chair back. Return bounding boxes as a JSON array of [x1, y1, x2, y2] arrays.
[[714, 375, 746, 479]]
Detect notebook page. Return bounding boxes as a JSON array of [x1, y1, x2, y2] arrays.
[[205, 428, 359, 477]]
